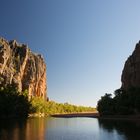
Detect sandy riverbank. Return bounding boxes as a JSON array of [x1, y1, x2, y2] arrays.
[[51, 112, 140, 121], [51, 112, 99, 118]]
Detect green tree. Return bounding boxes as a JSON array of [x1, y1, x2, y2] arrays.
[[97, 93, 114, 115], [97, 87, 140, 116], [0, 84, 31, 118]]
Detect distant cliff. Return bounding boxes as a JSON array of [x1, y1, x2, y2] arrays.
[[98, 41, 140, 116], [0, 37, 47, 99], [121, 41, 140, 90]]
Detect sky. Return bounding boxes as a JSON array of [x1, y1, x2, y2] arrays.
[[1, 0, 140, 107]]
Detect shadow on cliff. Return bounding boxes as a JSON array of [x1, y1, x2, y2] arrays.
[[0, 84, 31, 118]]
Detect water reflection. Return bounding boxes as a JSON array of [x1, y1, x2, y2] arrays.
[[0, 117, 140, 140], [98, 119, 140, 140], [45, 117, 100, 140], [0, 118, 46, 140]]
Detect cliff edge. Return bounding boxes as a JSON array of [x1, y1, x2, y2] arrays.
[[122, 41, 140, 90], [0, 37, 47, 99]]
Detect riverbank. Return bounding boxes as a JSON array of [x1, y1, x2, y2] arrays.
[[2, 112, 140, 121], [51, 112, 99, 118], [51, 112, 140, 121]]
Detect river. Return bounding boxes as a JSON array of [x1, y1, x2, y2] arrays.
[[0, 117, 140, 140]]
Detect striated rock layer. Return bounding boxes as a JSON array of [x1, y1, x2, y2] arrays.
[[0, 37, 47, 99], [121, 41, 140, 90]]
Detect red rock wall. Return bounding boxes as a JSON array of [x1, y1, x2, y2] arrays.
[[0, 38, 47, 99]]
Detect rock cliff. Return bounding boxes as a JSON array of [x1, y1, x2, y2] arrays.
[[121, 41, 140, 90], [0, 37, 47, 99]]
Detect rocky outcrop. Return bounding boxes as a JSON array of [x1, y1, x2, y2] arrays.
[[0, 37, 47, 99], [121, 41, 140, 90]]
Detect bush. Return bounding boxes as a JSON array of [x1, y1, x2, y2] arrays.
[[0, 85, 31, 118], [97, 87, 140, 116]]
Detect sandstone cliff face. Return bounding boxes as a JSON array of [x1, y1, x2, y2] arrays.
[[121, 41, 140, 90], [0, 37, 47, 99]]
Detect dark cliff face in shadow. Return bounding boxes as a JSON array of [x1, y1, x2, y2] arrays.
[[98, 119, 140, 140], [121, 41, 140, 90]]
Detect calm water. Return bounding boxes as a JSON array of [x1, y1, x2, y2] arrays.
[[0, 117, 140, 140]]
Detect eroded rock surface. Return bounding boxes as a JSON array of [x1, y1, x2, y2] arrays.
[[0, 37, 47, 99]]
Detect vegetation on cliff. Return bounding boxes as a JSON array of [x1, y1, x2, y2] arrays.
[[97, 88, 140, 116]]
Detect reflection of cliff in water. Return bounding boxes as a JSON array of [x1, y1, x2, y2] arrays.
[[0, 118, 46, 140], [98, 119, 140, 140]]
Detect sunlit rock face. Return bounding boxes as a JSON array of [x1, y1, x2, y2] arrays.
[[0, 37, 47, 99], [121, 41, 140, 90]]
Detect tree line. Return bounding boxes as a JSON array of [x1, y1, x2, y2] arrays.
[[0, 85, 96, 118], [97, 87, 140, 116], [30, 97, 96, 115]]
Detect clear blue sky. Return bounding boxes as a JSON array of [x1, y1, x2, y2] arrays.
[[1, 0, 140, 107]]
